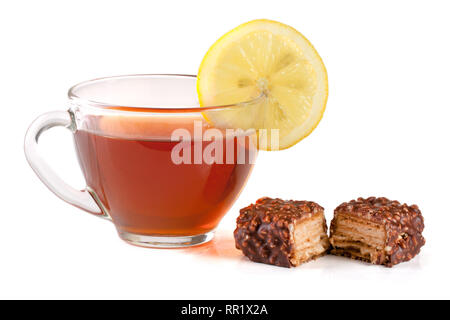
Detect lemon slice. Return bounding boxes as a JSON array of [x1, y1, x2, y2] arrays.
[[197, 19, 328, 150]]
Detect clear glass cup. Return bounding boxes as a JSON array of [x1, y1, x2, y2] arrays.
[[24, 74, 258, 248]]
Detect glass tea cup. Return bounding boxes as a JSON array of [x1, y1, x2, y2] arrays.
[[24, 74, 259, 248]]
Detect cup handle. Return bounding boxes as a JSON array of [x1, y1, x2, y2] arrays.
[[24, 110, 109, 219]]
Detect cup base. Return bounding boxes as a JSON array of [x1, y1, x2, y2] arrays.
[[117, 230, 215, 248]]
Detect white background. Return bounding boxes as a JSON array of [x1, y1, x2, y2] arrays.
[[1, 0, 449, 299]]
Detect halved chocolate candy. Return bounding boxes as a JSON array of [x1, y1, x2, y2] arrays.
[[329, 197, 425, 267], [234, 197, 330, 267]]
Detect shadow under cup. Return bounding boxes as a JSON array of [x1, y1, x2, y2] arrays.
[[27, 75, 258, 248]]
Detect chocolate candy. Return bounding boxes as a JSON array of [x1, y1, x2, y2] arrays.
[[234, 197, 330, 267], [329, 197, 425, 267]]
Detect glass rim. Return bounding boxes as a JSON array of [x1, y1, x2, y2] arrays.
[[68, 74, 263, 113]]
